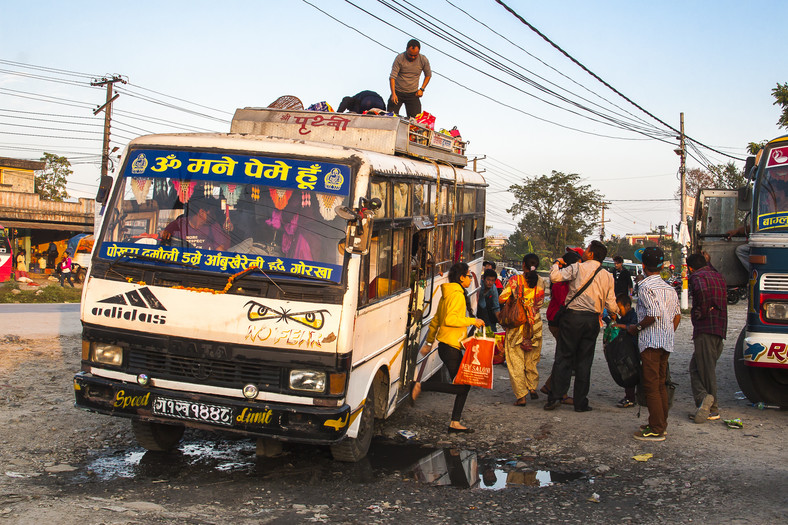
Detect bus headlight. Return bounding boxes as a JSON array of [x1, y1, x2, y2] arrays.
[[764, 302, 788, 322], [289, 370, 326, 392], [92, 343, 123, 366]]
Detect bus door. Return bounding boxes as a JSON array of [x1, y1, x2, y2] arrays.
[[401, 218, 434, 392], [692, 189, 749, 287]]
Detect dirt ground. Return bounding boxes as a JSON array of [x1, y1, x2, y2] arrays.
[[0, 301, 786, 524]]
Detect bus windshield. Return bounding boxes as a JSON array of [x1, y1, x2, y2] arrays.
[[98, 148, 350, 282], [755, 157, 788, 233]]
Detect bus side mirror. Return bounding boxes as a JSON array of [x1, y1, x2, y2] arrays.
[[737, 185, 752, 211], [343, 213, 374, 255], [743, 155, 756, 181], [96, 175, 113, 205]]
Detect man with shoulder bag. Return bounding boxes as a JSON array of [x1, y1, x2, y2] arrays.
[[546, 240, 618, 412]]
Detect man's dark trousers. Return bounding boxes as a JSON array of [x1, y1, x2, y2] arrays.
[[387, 91, 421, 117], [551, 309, 600, 409]]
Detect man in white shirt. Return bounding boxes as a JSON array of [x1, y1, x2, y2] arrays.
[[546, 240, 618, 412], [627, 247, 681, 442]]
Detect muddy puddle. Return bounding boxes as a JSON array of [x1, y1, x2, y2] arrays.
[[74, 438, 590, 490]]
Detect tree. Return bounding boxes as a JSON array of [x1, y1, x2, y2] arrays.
[[747, 141, 767, 155], [36, 153, 71, 201], [679, 162, 746, 201], [507, 171, 603, 259], [772, 82, 788, 129]]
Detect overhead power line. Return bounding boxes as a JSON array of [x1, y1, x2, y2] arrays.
[[493, 0, 745, 161]]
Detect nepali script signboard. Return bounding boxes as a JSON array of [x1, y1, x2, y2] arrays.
[[123, 149, 351, 196]]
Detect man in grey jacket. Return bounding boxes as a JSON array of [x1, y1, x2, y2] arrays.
[[387, 39, 431, 117]]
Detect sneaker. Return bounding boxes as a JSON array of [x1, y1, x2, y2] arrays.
[[688, 412, 720, 422], [616, 398, 635, 408], [640, 424, 667, 436], [693, 394, 714, 424], [633, 426, 666, 441]]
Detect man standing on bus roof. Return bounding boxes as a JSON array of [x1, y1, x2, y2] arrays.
[[387, 39, 431, 118], [686, 253, 727, 424], [613, 255, 633, 297]]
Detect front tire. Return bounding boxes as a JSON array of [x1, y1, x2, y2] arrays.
[[131, 420, 185, 451], [733, 328, 788, 407], [331, 385, 375, 462]]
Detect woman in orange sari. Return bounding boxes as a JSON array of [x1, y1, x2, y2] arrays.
[[499, 253, 544, 406]]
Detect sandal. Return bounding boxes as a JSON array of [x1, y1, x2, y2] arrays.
[[561, 396, 574, 405], [529, 390, 539, 400], [514, 396, 527, 406]]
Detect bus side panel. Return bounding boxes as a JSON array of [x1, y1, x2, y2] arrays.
[[348, 291, 410, 432]]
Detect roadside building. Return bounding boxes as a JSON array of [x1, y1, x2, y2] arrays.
[[0, 156, 94, 278]]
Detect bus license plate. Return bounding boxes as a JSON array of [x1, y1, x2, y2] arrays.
[[152, 396, 233, 426]]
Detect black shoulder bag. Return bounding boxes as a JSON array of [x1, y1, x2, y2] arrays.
[[552, 266, 604, 324]]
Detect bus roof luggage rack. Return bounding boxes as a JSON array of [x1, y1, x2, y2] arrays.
[[231, 107, 468, 167]]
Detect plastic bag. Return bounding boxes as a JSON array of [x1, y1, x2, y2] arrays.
[[453, 333, 495, 389], [415, 111, 436, 130]]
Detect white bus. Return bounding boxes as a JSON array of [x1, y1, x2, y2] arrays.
[[74, 107, 487, 461]]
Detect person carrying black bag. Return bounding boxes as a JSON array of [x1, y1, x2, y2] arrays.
[[546, 240, 618, 412]]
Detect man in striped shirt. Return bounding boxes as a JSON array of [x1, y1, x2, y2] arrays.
[[627, 247, 681, 441]]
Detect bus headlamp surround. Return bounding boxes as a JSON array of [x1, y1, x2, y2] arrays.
[[92, 343, 123, 366], [764, 301, 788, 322], [289, 370, 327, 392]]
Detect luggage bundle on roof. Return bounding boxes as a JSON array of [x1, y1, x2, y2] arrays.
[[231, 107, 468, 167]]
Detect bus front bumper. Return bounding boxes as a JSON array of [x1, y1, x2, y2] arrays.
[[73, 372, 351, 444], [743, 332, 788, 368]]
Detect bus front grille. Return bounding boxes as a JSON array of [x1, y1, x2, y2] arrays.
[[127, 348, 282, 391], [762, 274, 788, 292]]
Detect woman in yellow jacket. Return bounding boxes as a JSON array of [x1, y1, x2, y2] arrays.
[[411, 262, 485, 433]]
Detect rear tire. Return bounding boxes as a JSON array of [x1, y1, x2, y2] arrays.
[[77, 267, 87, 283], [331, 385, 375, 462], [727, 289, 740, 305], [131, 420, 184, 451]]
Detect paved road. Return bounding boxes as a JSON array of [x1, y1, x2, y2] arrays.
[[0, 303, 81, 339]]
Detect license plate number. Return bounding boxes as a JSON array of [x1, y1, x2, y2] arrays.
[[152, 396, 233, 426]]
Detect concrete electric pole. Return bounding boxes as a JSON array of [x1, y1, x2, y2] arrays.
[[677, 113, 689, 310], [91, 75, 126, 180]]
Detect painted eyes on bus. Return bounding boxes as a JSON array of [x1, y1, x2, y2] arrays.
[[244, 300, 329, 330]]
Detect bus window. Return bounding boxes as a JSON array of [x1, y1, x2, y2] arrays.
[[439, 185, 449, 216], [756, 166, 788, 232], [368, 229, 392, 299], [463, 219, 474, 261], [393, 182, 410, 218], [371, 181, 389, 218], [413, 183, 426, 216], [428, 183, 436, 217], [473, 217, 485, 257], [463, 188, 475, 214], [390, 228, 407, 291]]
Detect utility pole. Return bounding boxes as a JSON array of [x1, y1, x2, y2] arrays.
[[599, 201, 611, 241], [471, 155, 486, 173], [91, 75, 126, 181], [677, 112, 689, 310]]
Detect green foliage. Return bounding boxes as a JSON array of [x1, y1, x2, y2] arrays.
[[507, 171, 602, 259], [680, 162, 747, 202], [747, 141, 767, 155], [772, 82, 788, 129], [36, 152, 71, 201], [0, 282, 82, 303]]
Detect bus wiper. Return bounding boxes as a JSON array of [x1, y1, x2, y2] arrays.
[[226, 265, 286, 295]]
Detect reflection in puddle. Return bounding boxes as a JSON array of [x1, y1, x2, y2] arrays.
[[78, 439, 588, 491], [81, 440, 254, 482], [367, 442, 588, 490]]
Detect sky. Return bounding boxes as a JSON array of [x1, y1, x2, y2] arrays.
[[2, 0, 787, 240]]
